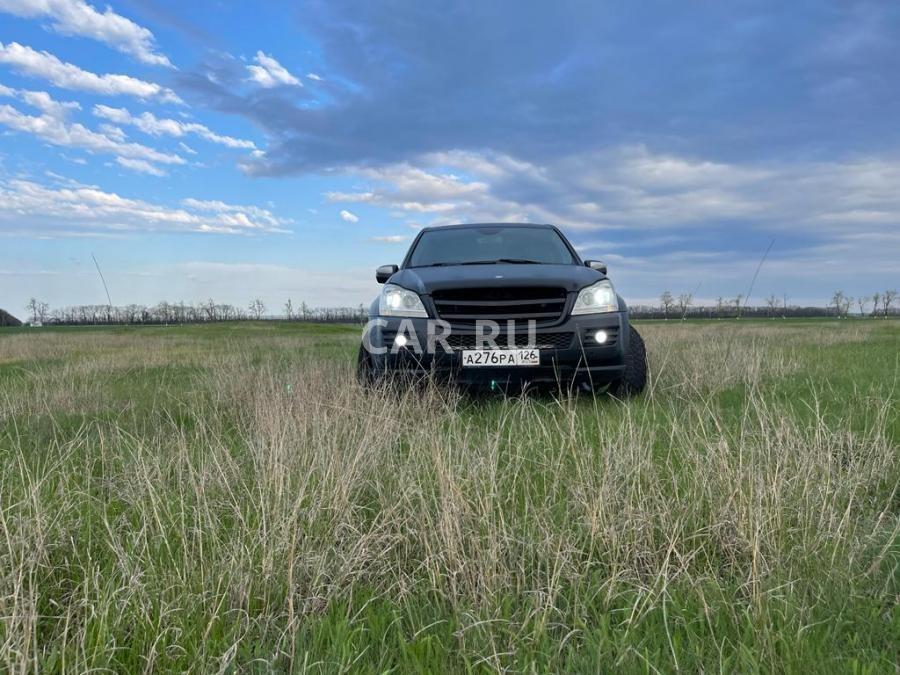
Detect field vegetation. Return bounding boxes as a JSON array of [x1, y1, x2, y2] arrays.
[[0, 320, 897, 672]]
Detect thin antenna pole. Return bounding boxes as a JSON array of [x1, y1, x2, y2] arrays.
[[91, 253, 113, 307], [743, 238, 775, 311]]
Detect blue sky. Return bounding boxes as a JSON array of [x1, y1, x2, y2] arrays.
[[1, 0, 898, 314]]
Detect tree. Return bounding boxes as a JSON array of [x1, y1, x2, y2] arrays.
[[659, 291, 674, 319], [249, 298, 266, 320], [733, 294, 743, 318], [715, 296, 725, 318], [25, 298, 38, 323], [831, 290, 847, 318], [765, 294, 779, 318], [25, 298, 49, 324], [202, 299, 217, 322], [284, 299, 293, 320], [677, 293, 693, 320], [857, 296, 868, 317], [883, 289, 897, 318]]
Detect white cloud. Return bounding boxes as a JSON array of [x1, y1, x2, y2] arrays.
[[97, 123, 125, 141], [370, 235, 407, 243], [116, 156, 165, 176], [0, 42, 181, 102], [0, 87, 183, 168], [339, 209, 359, 223], [181, 198, 289, 230], [17, 87, 80, 115], [327, 164, 490, 214], [0, 175, 292, 235], [246, 51, 300, 88], [325, 147, 900, 240], [178, 141, 196, 155], [0, 0, 172, 67], [307, 72, 323, 81], [323, 146, 900, 303], [93, 104, 257, 149]]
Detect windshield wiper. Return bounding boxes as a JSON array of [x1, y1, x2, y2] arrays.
[[459, 258, 543, 265]]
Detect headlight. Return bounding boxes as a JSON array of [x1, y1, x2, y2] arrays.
[[571, 279, 618, 315], [379, 284, 428, 317]]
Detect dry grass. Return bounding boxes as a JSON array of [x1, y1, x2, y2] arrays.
[[0, 320, 897, 672]]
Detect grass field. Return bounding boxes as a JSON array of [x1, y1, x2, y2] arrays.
[[0, 320, 897, 673]]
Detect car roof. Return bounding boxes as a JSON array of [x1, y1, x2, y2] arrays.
[[419, 222, 556, 232]]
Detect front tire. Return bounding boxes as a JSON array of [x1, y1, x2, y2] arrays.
[[356, 342, 374, 387], [608, 326, 647, 397]]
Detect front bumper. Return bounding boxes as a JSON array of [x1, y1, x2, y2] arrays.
[[364, 312, 629, 388]]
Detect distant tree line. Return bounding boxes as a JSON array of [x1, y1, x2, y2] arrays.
[[24, 298, 368, 326], [640, 289, 898, 320], [17, 288, 899, 327]]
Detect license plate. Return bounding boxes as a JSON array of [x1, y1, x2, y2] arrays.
[[461, 349, 540, 367]]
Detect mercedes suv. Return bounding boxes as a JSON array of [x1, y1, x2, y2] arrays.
[[357, 223, 647, 395]]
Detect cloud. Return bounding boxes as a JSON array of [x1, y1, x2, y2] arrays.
[[116, 156, 165, 176], [0, 175, 292, 235], [17, 87, 80, 115], [97, 123, 126, 141], [327, 164, 489, 214], [93, 104, 257, 149], [339, 209, 359, 223], [180, 198, 290, 230], [0, 42, 181, 102], [322, 145, 900, 302], [370, 235, 407, 243], [0, 87, 184, 168], [0, 0, 172, 67], [179, 2, 900, 179], [325, 146, 900, 238], [306, 72, 323, 81], [246, 51, 300, 88]]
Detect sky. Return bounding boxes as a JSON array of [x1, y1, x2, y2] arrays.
[[1, 0, 898, 316]]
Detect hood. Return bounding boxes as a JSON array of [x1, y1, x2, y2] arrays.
[[387, 264, 604, 296]]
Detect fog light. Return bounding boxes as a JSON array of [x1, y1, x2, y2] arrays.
[[394, 334, 408, 348], [593, 330, 608, 344]]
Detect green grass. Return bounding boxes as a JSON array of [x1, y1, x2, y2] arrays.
[[0, 320, 897, 673]]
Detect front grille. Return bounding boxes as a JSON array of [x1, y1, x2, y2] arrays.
[[431, 286, 567, 327], [443, 332, 572, 351]]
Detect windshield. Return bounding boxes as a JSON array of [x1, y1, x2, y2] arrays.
[[407, 226, 577, 267]]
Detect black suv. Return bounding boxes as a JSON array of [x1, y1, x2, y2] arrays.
[[357, 223, 647, 395]]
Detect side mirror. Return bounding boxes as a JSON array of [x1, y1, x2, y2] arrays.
[[585, 260, 607, 275], [376, 264, 399, 283]]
